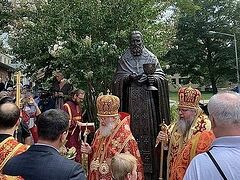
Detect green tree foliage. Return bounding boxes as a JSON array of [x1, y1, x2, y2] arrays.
[[1, 0, 201, 89], [3, 0, 176, 93], [165, 0, 240, 94], [0, 0, 11, 30], [0, 0, 12, 52]]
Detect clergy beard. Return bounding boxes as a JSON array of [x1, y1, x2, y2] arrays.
[[99, 121, 116, 137], [177, 118, 194, 137], [130, 45, 143, 56]]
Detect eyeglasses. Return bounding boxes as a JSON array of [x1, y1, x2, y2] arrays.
[[178, 108, 192, 113]]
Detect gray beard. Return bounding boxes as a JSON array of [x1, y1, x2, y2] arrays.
[[99, 121, 116, 137], [176, 118, 194, 137], [130, 46, 143, 56]]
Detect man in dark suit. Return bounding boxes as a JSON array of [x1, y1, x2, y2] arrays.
[[3, 109, 86, 180]]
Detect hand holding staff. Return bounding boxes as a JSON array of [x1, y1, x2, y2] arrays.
[[81, 122, 95, 175], [156, 120, 168, 180]]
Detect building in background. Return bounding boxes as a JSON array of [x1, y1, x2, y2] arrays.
[[0, 52, 30, 87], [0, 53, 15, 82]]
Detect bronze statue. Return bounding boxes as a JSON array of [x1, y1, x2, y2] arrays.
[[113, 31, 170, 180]]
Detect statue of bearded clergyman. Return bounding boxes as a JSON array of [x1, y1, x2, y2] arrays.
[[112, 31, 170, 180]]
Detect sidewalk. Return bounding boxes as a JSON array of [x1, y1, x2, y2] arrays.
[[199, 99, 209, 105]]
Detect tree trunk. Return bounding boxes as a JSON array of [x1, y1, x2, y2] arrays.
[[211, 80, 218, 94], [207, 42, 218, 94]]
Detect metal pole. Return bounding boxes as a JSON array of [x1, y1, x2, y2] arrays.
[[16, 71, 21, 108], [209, 31, 239, 84], [209, 31, 234, 37], [234, 34, 239, 84]]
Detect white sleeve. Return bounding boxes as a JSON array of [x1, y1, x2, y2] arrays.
[[184, 153, 218, 180]]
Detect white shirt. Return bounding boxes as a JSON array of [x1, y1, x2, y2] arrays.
[[184, 136, 240, 180]]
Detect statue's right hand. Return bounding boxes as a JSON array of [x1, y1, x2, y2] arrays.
[[81, 142, 92, 154], [128, 74, 138, 82]]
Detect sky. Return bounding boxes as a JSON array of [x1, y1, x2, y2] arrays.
[[0, 32, 10, 50]]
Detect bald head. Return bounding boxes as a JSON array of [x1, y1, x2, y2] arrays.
[[0, 102, 20, 129], [208, 91, 240, 126], [54, 71, 64, 82]]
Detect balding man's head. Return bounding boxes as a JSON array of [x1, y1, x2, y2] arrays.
[[208, 91, 240, 126], [0, 102, 20, 129], [54, 71, 64, 82]]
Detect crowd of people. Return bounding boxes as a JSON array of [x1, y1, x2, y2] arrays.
[[1, 31, 240, 180], [1, 81, 239, 180]]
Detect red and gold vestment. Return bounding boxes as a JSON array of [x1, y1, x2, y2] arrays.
[[63, 101, 82, 162], [0, 136, 28, 180], [167, 109, 211, 179], [169, 131, 215, 180], [88, 115, 144, 180]]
